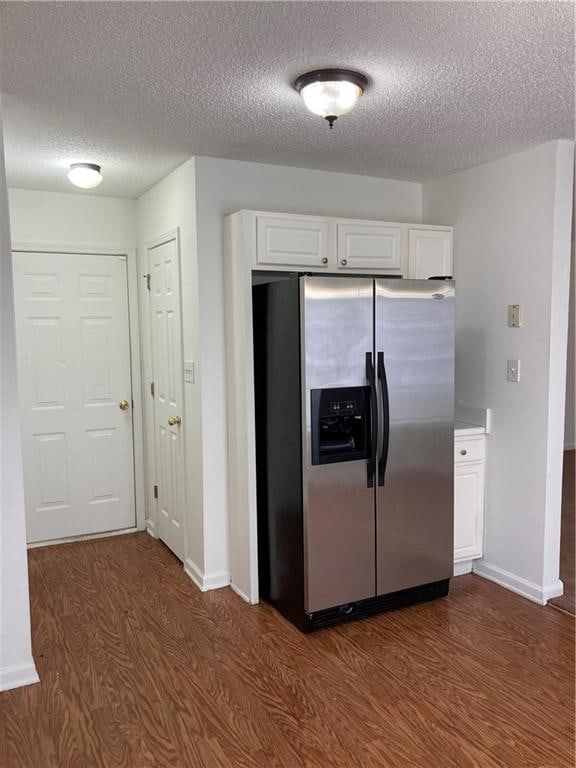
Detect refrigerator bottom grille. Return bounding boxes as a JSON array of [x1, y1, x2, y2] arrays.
[[304, 579, 450, 632]]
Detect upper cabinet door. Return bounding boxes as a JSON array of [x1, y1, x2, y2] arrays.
[[408, 229, 453, 279], [337, 224, 402, 272], [256, 215, 330, 268]]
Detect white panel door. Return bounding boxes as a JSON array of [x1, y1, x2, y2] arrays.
[[148, 236, 185, 560], [337, 223, 403, 272], [13, 252, 135, 543], [408, 229, 453, 279], [454, 462, 485, 561], [256, 215, 330, 268]]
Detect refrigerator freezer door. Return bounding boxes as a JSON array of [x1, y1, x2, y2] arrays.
[[302, 276, 376, 613], [375, 279, 454, 595]]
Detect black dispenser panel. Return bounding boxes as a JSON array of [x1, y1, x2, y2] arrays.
[[311, 386, 371, 465]]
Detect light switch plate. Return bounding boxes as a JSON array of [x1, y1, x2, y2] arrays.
[[184, 360, 195, 384], [508, 304, 522, 328], [507, 359, 520, 383]]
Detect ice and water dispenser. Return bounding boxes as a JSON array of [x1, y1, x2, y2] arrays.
[[310, 386, 371, 466]]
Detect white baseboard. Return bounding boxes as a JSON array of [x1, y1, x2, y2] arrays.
[[542, 580, 565, 603], [184, 558, 230, 592], [145, 519, 157, 538], [453, 560, 473, 576], [203, 569, 231, 590], [230, 581, 256, 604], [473, 560, 564, 605], [27, 527, 137, 549], [0, 660, 39, 692], [184, 558, 204, 591]]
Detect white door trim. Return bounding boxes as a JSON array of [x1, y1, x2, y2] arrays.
[[11, 241, 146, 533], [144, 228, 187, 553]]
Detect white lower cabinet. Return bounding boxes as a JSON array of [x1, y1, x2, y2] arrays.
[[454, 434, 486, 571]]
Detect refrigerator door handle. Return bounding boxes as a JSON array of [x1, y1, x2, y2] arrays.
[[366, 352, 378, 488], [377, 351, 390, 487]]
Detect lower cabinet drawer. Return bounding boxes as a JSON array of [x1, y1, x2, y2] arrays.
[[454, 437, 485, 464]]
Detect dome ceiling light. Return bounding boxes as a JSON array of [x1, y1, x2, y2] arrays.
[[294, 69, 368, 129], [67, 162, 103, 189]]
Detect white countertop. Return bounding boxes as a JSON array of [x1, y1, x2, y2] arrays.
[[455, 421, 487, 437]]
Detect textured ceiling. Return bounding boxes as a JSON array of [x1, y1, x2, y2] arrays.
[[0, 1, 573, 198]]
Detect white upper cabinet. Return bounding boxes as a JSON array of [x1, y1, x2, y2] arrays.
[[408, 228, 453, 279], [256, 215, 330, 268], [337, 223, 402, 273], [245, 211, 452, 276]]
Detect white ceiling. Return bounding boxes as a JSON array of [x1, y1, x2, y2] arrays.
[[0, 1, 573, 198]]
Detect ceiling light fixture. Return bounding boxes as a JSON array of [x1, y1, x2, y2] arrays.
[[295, 69, 368, 129], [67, 162, 103, 189]]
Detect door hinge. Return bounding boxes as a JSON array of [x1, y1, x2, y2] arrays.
[[150, 381, 155, 398], [153, 484, 158, 500], [144, 273, 151, 291]]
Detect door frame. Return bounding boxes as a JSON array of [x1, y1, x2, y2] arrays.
[[142, 228, 187, 550], [12, 241, 146, 535]]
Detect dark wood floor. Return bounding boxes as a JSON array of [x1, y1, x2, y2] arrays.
[[1, 533, 574, 768], [550, 449, 575, 615]]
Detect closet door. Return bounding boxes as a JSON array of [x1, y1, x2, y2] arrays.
[[13, 251, 135, 543], [148, 233, 186, 561]]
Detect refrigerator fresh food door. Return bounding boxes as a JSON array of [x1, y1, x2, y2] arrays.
[[375, 279, 454, 595], [302, 276, 376, 613]]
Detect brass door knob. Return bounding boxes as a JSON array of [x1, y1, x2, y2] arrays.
[[168, 415, 182, 427], [119, 399, 130, 411]]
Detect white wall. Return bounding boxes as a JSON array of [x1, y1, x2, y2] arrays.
[[8, 188, 137, 248], [0, 109, 38, 690], [564, 212, 575, 450], [423, 140, 574, 603], [6, 186, 146, 528], [193, 156, 422, 582]]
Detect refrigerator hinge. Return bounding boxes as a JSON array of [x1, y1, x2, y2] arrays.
[[153, 484, 158, 500]]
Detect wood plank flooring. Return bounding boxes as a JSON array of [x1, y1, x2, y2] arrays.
[[549, 449, 575, 614], [1, 532, 574, 768]]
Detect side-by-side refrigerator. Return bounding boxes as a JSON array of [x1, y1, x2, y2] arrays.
[[253, 276, 455, 632]]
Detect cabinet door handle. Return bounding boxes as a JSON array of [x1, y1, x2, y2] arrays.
[[460, 449, 467, 456], [341, 259, 348, 266], [321, 257, 328, 264]]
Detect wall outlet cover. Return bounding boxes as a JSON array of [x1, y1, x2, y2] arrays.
[[507, 359, 521, 383], [184, 360, 195, 384], [508, 304, 522, 328]]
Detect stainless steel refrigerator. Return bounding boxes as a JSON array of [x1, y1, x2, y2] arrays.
[[253, 275, 454, 631]]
